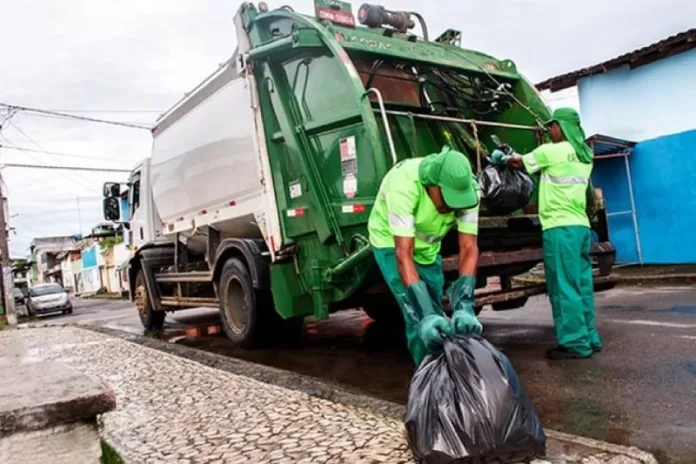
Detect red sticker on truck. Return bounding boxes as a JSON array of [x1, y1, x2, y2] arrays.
[[343, 173, 357, 199]]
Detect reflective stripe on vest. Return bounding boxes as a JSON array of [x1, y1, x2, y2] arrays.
[[542, 173, 588, 185], [388, 212, 414, 229], [457, 210, 478, 224], [416, 231, 445, 243]]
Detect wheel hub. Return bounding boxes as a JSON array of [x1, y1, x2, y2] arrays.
[[225, 277, 247, 334], [135, 285, 147, 317]]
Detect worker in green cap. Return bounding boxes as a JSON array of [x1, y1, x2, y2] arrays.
[[368, 146, 482, 366], [488, 107, 601, 360]]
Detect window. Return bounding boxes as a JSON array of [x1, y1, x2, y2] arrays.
[[129, 171, 141, 220]]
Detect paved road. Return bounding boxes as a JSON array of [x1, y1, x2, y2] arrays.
[[38, 288, 696, 463], [25, 297, 219, 334]]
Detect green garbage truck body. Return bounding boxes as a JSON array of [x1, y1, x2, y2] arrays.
[[102, 1, 616, 346]]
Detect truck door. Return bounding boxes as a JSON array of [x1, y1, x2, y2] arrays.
[[128, 170, 147, 248]]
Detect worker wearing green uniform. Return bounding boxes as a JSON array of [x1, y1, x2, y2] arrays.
[[368, 146, 482, 366], [489, 107, 601, 360]]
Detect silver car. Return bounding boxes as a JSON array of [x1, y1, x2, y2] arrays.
[[27, 283, 73, 316]]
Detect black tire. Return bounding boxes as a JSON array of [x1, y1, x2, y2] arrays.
[[491, 296, 529, 312], [218, 257, 261, 348], [362, 297, 405, 327], [135, 270, 165, 331], [271, 313, 305, 343]]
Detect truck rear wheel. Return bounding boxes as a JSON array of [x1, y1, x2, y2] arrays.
[[218, 257, 261, 348], [135, 270, 165, 331], [362, 298, 404, 327]]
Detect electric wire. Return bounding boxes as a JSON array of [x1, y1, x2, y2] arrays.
[[3, 123, 103, 194], [0, 103, 152, 130]]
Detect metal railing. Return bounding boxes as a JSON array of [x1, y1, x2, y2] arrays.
[[364, 88, 398, 166]]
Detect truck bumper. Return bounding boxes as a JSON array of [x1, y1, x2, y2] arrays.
[[442, 241, 617, 309]]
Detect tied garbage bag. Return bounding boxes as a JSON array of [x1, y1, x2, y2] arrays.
[[479, 165, 534, 215], [405, 335, 546, 464]]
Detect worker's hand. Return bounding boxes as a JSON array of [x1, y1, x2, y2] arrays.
[[447, 275, 483, 335], [417, 314, 453, 353], [487, 149, 511, 166], [407, 280, 453, 354], [451, 309, 482, 335]]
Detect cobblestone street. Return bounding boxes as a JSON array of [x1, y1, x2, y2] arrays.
[[0, 326, 656, 464], [0, 327, 411, 464]]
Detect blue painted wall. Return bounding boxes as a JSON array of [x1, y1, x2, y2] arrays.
[[592, 128, 696, 264], [579, 48, 696, 142], [577, 48, 696, 264], [82, 246, 98, 269]]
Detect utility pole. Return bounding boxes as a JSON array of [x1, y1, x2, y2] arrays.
[[0, 172, 17, 326], [77, 197, 82, 236]]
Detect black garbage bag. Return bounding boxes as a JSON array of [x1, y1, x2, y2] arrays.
[[405, 335, 546, 464], [478, 164, 535, 215]]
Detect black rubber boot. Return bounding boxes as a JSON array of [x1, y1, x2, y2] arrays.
[[545, 346, 593, 360]]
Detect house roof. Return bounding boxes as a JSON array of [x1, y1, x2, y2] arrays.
[[537, 29, 696, 92], [586, 134, 636, 159]]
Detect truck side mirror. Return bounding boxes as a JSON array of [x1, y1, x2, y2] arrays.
[[103, 182, 120, 198], [103, 197, 121, 222]]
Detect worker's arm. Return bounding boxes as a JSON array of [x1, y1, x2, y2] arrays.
[[384, 183, 420, 288], [457, 232, 478, 276], [448, 204, 483, 336], [503, 142, 559, 172], [455, 202, 480, 276], [506, 156, 526, 170], [394, 236, 420, 287]]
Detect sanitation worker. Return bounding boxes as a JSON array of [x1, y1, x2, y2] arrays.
[[368, 146, 482, 366], [488, 107, 601, 360]]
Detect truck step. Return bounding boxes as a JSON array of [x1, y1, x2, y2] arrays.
[[160, 296, 219, 308], [155, 272, 212, 283]]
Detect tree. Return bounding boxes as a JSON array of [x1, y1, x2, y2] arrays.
[[12, 259, 31, 273], [99, 236, 124, 254]]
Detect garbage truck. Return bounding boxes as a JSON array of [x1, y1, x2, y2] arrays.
[[102, 0, 617, 346]]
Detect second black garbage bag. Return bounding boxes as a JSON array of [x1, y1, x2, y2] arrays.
[[405, 335, 546, 464], [478, 164, 535, 215]]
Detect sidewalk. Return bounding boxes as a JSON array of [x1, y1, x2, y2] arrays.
[[0, 327, 657, 464], [516, 263, 696, 286]]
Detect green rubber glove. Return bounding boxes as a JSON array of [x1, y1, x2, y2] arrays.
[[487, 149, 511, 166], [446, 275, 483, 335], [407, 281, 453, 353]]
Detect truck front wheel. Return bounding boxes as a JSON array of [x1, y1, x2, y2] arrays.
[[135, 270, 165, 331], [218, 257, 260, 348]]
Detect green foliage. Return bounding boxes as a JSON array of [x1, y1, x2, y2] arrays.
[[100, 439, 124, 464], [99, 236, 124, 253], [12, 259, 31, 273]]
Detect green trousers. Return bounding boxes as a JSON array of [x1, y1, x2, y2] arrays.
[[372, 247, 445, 366], [543, 226, 602, 356]]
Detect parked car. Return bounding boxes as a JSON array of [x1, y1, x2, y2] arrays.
[[27, 283, 73, 316], [13, 288, 25, 306]]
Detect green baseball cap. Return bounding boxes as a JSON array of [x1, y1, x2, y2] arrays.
[[420, 147, 478, 209]]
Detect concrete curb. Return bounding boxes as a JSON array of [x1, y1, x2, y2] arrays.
[[67, 325, 659, 463], [545, 430, 658, 464], [514, 273, 696, 287]]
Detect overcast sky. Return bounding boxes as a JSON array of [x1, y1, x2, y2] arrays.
[[1, 0, 693, 257]]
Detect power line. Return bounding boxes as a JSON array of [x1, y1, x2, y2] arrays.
[[1, 163, 131, 173], [2, 123, 103, 194], [0, 144, 131, 162], [44, 109, 162, 114], [0, 102, 152, 130]]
